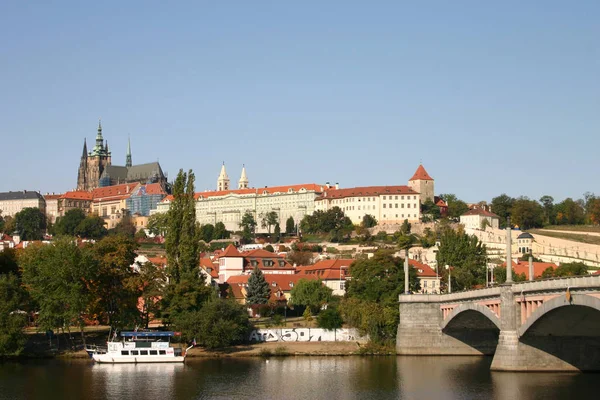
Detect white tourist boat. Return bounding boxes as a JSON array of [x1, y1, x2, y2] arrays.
[[89, 331, 192, 364]]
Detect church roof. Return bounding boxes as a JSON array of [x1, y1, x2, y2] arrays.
[[409, 165, 433, 181], [100, 162, 164, 183]]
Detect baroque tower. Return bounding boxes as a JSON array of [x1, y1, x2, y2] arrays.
[[238, 165, 249, 189], [408, 164, 434, 203], [217, 163, 230, 191]]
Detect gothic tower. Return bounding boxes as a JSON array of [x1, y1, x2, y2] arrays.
[[77, 120, 112, 191], [238, 165, 249, 189], [76, 139, 88, 191], [408, 164, 434, 203], [126, 137, 132, 168], [217, 162, 230, 191]]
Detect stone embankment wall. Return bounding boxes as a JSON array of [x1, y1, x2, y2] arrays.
[[249, 328, 366, 343]]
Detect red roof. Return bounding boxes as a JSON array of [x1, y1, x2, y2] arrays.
[[92, 183, 139, 201], [296, 259, 354, 280], [199, 257, 219, 278], [409, 165, 433, 181], [408, 259, 438, 277], [500, 260, 557, 279], [221, 244, 243, 257], [61, 191, 93, 200], [146, 255, 168, 268], [317, 185, 417, 200], [462, 208, 500, 218], [44, 194, 62, 200], [227, 274, 318, 293]]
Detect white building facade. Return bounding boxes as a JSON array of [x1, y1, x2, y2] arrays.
[[0, 191, 46, 218], [460, 209, 500, 230]]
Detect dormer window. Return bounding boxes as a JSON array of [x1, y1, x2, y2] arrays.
[[289, 282, 294, 288], [251, 260, 258, 267], [271, 282, 277, 287], [288, 188, 294, 193]]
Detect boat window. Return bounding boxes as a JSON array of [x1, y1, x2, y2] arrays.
[[159, 350, 166, 355], [131, 350, 139, 355], [140, 350, 148, 356], [121, 351, 129, 356], [149, 350, 158, 355]]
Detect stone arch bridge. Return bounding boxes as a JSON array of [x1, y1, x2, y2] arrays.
[[397, 275, 600, 371]]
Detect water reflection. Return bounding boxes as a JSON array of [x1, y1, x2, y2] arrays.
[[0, 357, 598, 400]]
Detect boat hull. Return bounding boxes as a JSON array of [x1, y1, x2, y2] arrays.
[[92, 354, 185, 364]]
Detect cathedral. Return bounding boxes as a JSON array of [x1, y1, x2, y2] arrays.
[[76, 121, 168, 192]]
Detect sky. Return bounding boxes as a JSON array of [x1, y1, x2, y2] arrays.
[[1, 1, 598, 203]]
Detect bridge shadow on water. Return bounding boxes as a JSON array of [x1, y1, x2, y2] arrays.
[[442, 309, 500, 355]]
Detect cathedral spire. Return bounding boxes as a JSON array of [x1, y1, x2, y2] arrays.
[[238, 164, 249, 189], [92, 119, 105, 155], [126, 137, 132, 167], [82, 138, 88, 158]]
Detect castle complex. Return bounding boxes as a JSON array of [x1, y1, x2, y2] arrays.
[[76, 121, 167, 192]]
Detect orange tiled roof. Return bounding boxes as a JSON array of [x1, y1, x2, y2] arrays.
[[227, 273, 318, 292], [501, 260, 557, 279], [222, 244, 243, 257], [408, 259, 438, 277], [317, 185, 417, 200], [200, 257, 219, 278], [61, 191, 93, 200], [409, 164, 434, 181], [44, 194, 62, 200], [92, 183, 139, 202], [142, 183, 166, 195]]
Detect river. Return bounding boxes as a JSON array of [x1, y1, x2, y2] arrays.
[[0, 357, 597, 399]]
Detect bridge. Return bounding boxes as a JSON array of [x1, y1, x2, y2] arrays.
[[397, 275, 600, 371]]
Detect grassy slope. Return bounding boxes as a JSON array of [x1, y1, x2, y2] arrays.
[[529, 229, 600, 246]]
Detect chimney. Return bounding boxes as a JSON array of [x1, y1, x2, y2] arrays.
[[335, 182, 339, 190]]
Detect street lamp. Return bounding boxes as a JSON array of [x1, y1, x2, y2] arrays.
[[445, 265, 451, 294]]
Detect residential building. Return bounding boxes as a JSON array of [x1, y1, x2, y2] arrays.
[[60, 191, 94, 216], [226, 273, 318, 305], [44, 194, 62, 223], [0, 191, 46, 218], [296, 258, 353, 296], [77, 121, 168, 191], [409, 259, 441, 294], [460, 208, 500, 230], [217, 244, 295, 283], [91, 183, 139, 229]]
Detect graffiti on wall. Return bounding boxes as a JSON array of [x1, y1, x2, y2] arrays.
[[248, 328, 363, 342]]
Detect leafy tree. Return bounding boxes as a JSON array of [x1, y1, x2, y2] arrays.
[[511, 197, 544, 230], [246, 266, 270, 305], [554, 198, 585, 225], [400, 219, 412, 235], [273, 223, 281, 243], [0, 273, 27, 355], [198, 224, 215, 243], [339, 297, 398, 345], [213, 222, 228, 240], [346, 250, 419, 305], [285, 216, 295, 235], [300, 207, 353, 242], [317, 307, 343, 330], [14, 207, 46, 240], [290, 279, 332, 314], [134, 229, 148, 240], [264, 244, 275, 252], [588, 198, 600, 225], [494, 267, 526, 284], [287, 250, 313, 266], [110, 213, 136, 238], [240, 211, 257, 242], [0, 248, 19, 276], [539, 195, 555, 225], [361, 214, 378, 228], [440, 194, 469, 219], [147, 212, 169, 236], [261, 211, 279, 235], [436, 229, 487, 291], [491, 194, 515, 228], [75, 215, 108, 239], [553, 262, 588, 277], [0, 210, 4, 233], [303, 307, 313, 327], [20, 238, 96, 345], [189, 299, 251, 348], [129, 261, 166, 328], [2, 215, 15, 235], [421, 198, 441, 221], [54, 209, 86, 236]]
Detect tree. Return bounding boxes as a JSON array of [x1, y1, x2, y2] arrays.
[[246, 267, 270, 305], [539, 195, 555, 225], [240, 211, 257, 242], [213, 222, 228, 240], [2, 215, 15, 235], [0, 210, 4, 233], [436, 229, 487, 291], [290, 279, 332, 314], [273, 223, 281, 243], [317, 307, 343, 330], [134, 229, 148, 240], [110, 213, 136, 238], [0, 248, 19, 276], [287, 250, 313, 266], [400, 219, 411, 235], [147, 212, 169, 236], [361, 214, 378, 228], [491, 194, 515, 228], [129, 261, 166, 328], [588, 198, 600, 225], [511, 197, 544, 230], [300, 207, 353, 242], [554, 198, 585, 225], [285, 216, 295, 235], [14, 207, 46, 240], [20, 238, 97, 346], [421, 199, 441, 221], [440, 194, 469, 220], [339, 297, 398, 345], [264, 244, 275, 253], [190, 299, 251, 348], [0, 273, 27, 355], [198, 224, 215, 243], [54, 209, 86, 236], [261, 211, 279, 235], [74, 215, 108, 239]]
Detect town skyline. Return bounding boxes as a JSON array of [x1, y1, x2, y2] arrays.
[[2, 2, 598, 201]]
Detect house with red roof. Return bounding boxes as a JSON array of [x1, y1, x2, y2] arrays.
[[460, 208, 500, 230], [408, 259, 441, 294], [296, 258, 354, 295], [226, 273, 319, 305], [217, 244, 295, 283], [500, 259, 558, 280], [91, 183, 140, 229]]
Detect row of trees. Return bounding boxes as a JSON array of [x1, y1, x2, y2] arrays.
[[300, 207, 354, 242]]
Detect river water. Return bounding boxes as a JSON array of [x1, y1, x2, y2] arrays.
[[0, 357, 597, 400]]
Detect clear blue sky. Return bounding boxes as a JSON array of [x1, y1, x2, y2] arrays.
[[1, 1, 598, 203]]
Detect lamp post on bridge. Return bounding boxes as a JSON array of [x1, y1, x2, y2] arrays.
[[445, 264, 451, 294]]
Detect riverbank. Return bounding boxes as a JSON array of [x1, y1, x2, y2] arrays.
[[186, 341, 390, 357]]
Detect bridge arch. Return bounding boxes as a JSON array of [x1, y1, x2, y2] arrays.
[[518, 293, 600, 337], [441, 303, 501, 331]]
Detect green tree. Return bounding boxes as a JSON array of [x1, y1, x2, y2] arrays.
[[436, 229, 487, 291], [110, 213, 136, 238], [539, 195, 555, 225], [264, 244, 275, 253], [361, 214, 378, 228], [588, 198, 600, 225], [511, 197, 544, 230], [261, 211, 279, 235], [440, 194, 469, 219], [0, 210, 5, 233], [554, 198, 585, 225], [213, 221, 228, 239], [246, 266, 270, 305], [491, 194, 515, 228], [285, 216, 295, 234], [300, 207, 354, 242], [290, 279, 332, 314], [54, 209, 86, 236], [75, 215, 108, 239], [317, 307, 343, 330], [129, 261, 166, 328], [240, 211, 257, 242], [339, 297, 398, 345], [0, 273, 27, 355], [421, 198, 441, 221], [0, 248, 19, 276], [14, 207, 46, 240], [147, 212, 169, 236], [198, 224, 215, 243], [2, 215, 15, 235], [187, 299, 251, 348], [400, 219, 412, 235], [273, 223, 281, 243], [20, 238, 96, 345]]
